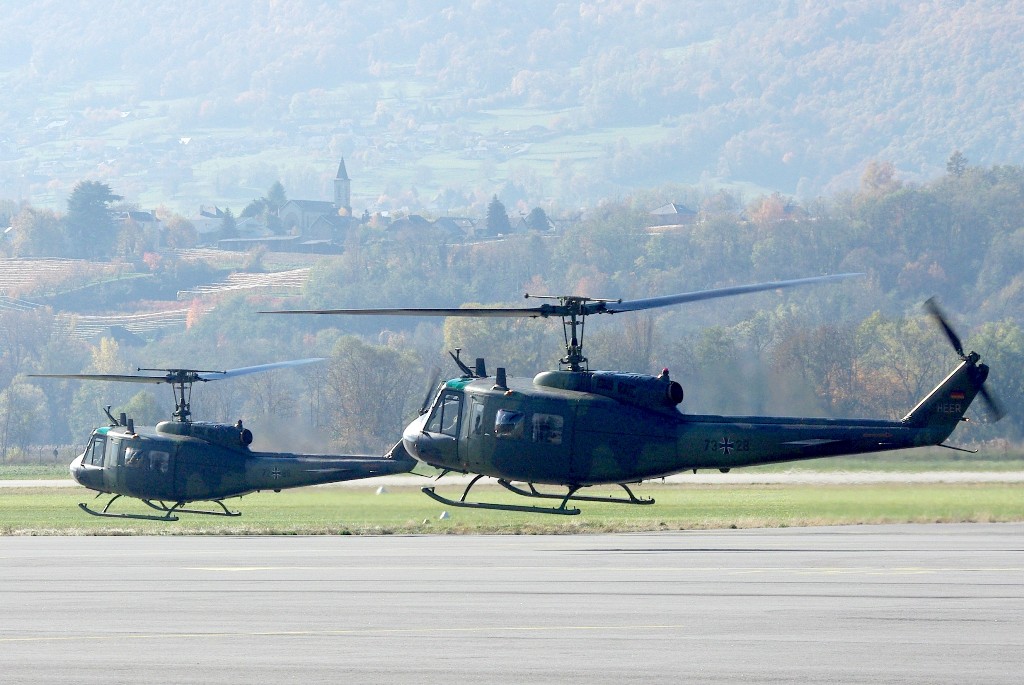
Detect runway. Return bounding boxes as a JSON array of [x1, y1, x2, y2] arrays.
[[1, 524, 1021, 684]]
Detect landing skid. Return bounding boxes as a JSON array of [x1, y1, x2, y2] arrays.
[[498, 480, 655, 506], [78, 493, 241, 521], [142, 499, 241, 518], [79, 494, 181, 521], [421, 474, 656, 515], [422, 485, 581, 515]]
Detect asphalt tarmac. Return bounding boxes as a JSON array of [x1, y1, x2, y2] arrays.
[[1, 524, 1021, 684]]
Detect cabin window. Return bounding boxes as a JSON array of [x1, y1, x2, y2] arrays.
[[532, 413, 564, 445], [87, 435, 105, 466], [426, 391, 462, 438], [102, 438, 120, 467], [115, 441, 128, 467], [148, 451, 170, 474], [495, 409, 525, 439], [470, 400, 485, 436], [124, 447, 144, 468]]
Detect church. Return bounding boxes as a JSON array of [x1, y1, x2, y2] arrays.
[[278, 158, 355, 242]]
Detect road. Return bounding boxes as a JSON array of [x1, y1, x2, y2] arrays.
[[1, 523, 1021, 684]]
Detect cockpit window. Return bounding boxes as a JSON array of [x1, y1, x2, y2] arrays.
[[426, 391, 462, 437], [87, 435, 105, 466], [495, 409, 525, 439]]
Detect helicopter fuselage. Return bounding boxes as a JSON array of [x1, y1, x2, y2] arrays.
[[71, 421, 415, 503], [403, 360, 984, 487]]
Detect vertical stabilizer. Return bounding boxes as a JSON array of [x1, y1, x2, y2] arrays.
[[901, 352, 987, 443]]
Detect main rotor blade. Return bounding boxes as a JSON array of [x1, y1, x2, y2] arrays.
[[27, 373, 169, 384], [262, 273, 863, 319], [600, 273, 864, 314], [196, 357, 325, 380], [29, 359, 325, 385], [923, 297, 966, 358], [261, 306, 549, 317]]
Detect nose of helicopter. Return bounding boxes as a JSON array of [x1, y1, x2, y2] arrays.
[[69, 453, 86, 485], [402, 414, 427, 459]]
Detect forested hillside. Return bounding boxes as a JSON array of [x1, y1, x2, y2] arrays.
[[2, 1, 1023, 213], [1, 162, 1022, 459]]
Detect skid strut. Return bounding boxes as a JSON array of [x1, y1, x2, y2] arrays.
[[77, 493, 241, 521], [421, 475, 655, 515]]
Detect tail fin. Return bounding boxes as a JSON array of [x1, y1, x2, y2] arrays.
[[901, 352, 988, 443]]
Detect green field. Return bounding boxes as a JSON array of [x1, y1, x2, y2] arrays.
[[2, 481, 1021, 535]]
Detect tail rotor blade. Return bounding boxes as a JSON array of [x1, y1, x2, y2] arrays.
[[924, 297, 966, 358], [978, 385, 1005, 423]]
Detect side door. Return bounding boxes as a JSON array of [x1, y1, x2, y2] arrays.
[[463, 396, 487, 472], [419, 390, 463, 470]]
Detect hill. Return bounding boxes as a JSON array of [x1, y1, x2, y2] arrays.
[[2, 1, 1023, 214]]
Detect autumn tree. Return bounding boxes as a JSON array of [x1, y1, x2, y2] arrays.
[[323, 336, 422, 452], [162, 215, 199, 249], [8, 207, 66, 258]]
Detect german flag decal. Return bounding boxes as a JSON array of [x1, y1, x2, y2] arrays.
[[949, 390, 966, 400]]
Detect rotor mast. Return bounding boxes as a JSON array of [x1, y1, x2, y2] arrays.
[[526, 294, 621, 372], [137, 369, 209, 422]]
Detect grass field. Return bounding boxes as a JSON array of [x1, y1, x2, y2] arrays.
[[2, 481, 1021, 536]]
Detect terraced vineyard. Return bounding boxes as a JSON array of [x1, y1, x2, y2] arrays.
[[176, 267, 310, 299], [55, 306, 196, 341], [1, 255, 313, 342], [0, 258, 128, 298]]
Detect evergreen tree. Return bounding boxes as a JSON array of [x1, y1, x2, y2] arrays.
[[946, 150, 968, 178], [266, 181, 287, 212], [485, 195, 511, 235], [65, 181, 122, 258], [219, 207, 238, 241], [525, 207, 551, 231]]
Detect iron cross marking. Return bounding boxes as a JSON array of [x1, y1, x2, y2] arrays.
[[718, 438, 734, 455]]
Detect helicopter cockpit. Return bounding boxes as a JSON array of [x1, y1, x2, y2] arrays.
[[425, 390, 462, 437]]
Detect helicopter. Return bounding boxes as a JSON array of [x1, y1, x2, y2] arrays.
[[266, 276, 1003, 515], [29, 359, 416, 520]]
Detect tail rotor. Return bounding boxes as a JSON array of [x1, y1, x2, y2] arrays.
[[924, 298, 1004, 422]]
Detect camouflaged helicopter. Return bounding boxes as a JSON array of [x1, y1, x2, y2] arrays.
[[30, 359, 415, 520], [266, 278, 1002, 515]]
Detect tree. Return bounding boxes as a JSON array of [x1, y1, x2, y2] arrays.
[[0, 381, 48, 461], [65, 181, 122, 258], [219, 207, 238, 241], [163, 215, 198, 249], [8, 207, 66, 257], [115, 390, 164, 426], [946, 150, 968, 178], [323, 336, 421, 452], [266, 180, 287, 212], [859, 160, 901, 196], [525, 206, 551, 231], [485, 195, 511, 235]]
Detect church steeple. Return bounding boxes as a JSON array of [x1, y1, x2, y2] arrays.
[[334, 157, 351, 214]]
